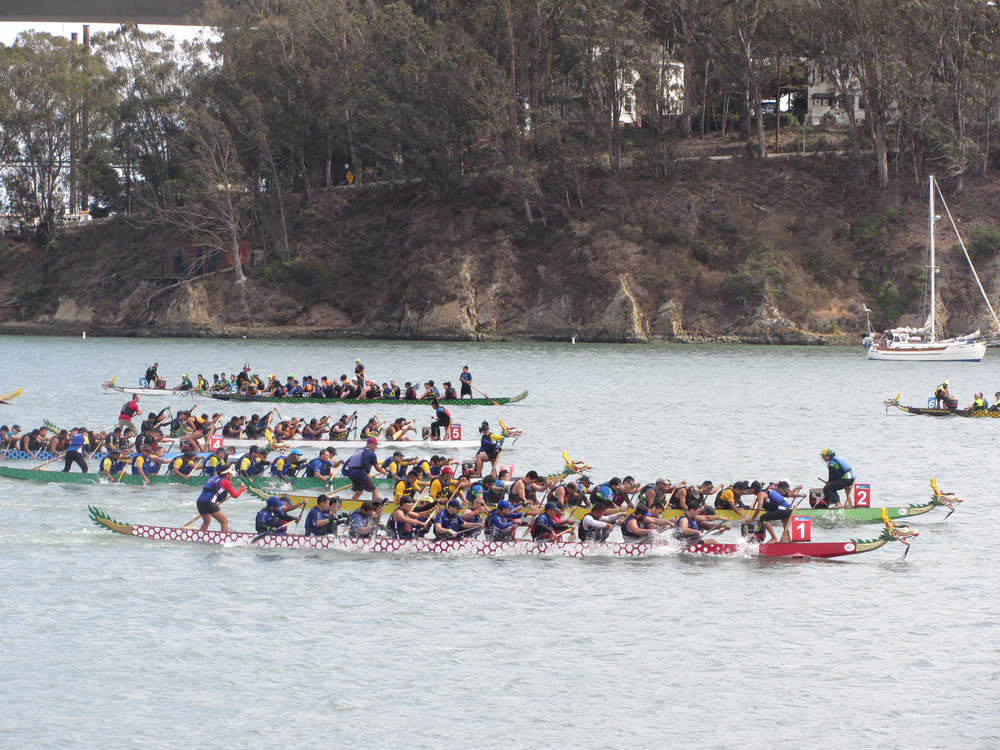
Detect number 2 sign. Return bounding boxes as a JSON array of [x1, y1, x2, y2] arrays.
[[790, 515, 812, 542], [853, 483, 871, 507]]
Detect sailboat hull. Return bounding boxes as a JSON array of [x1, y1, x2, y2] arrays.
[[867, 340, 986, 361]]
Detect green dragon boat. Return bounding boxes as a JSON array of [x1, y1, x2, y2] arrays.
[[204, 391, 528, 406], [0, 466, 397, 490]]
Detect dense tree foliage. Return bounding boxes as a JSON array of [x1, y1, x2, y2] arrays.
[[0, 0, 998, 262]]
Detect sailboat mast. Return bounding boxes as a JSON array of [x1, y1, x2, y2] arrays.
[[929, 175, 936, 341]]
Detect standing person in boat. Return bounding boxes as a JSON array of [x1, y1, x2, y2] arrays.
[[429, 399, 451, 440], [459, 366, 473, 399], [197, 464, 243, 533], [578, 499, 624, 542], [345, 437, 388, 504], [473, 422, 504, 476], [61, 427, 89, 473], [934, 381, 953, 409], [117, 394, 141, 434], [144, 362, 164, 389], [819, 449, 855, 508]]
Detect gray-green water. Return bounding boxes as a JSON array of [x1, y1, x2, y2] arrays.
[[1, 335, 997, 748]]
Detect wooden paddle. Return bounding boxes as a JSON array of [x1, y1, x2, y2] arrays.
[[471, 384, 502, 406], [31, 453, 65, 471]]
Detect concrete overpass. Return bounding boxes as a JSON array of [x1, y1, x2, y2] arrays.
[[0, 1, 222, 25]]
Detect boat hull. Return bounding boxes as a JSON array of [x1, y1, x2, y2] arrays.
[[888, 401, 1000, 418], [88, 507, 894, 559], [106, 384, 528, 406], [867, 341, 986, 361], [0, 465, 398, 489]]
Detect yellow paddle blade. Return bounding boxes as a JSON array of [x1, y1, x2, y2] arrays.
[[0, 387, 23, 401]]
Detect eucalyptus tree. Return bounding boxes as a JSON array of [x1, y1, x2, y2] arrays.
[[0, 31, 115, 245]]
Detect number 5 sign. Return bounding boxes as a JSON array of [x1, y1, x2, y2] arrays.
[[853, 483, 871, 507], [790, 515, 812, 542]]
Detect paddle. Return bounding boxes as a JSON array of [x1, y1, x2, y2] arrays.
[[250, 515, 300, 543], [471, 384, 502, 406], [31, 454, 65, 471]]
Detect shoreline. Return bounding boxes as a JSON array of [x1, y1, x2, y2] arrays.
[[0, 320, 859, 346]]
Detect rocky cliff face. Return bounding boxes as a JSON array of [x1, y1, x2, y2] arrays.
[[3, 158, 999, 343]]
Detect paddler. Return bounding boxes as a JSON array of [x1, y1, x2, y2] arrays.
[[819, 449, 854, 508], [131, 444, 163, 486], [99, 449, 126, 481], [578, 499, 624, 542], [639, 478, 674, 508], [620, 502, 659, 542], [674, 504, 708, 544], [346, 437, 388, 504], [305, 495, 338, 536], [236, 446, 268, 477], [752, 480, 798, 543], [168, 448, 198, 477], [348, 501, 381, 539], [387, 495, 432, 540], [990, 392, 1000, 412], [966, 392, 988, 413], [255, 496, 294, 535], [202, 446, 232, 476], [714, 481, 751, 516], [173, 372, 194, 392], [197, 464, 243, 532], [270, 449, 305, 478], [473, 421, 504, 476], [530, 501, 573, 541], [432, 497, 482, 539], [305, 448, 340, 481], [484, 499, 525, 541]]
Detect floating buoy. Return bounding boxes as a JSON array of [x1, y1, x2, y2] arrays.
[[82, 331, 86, 340], [571, 336, 576, 344]]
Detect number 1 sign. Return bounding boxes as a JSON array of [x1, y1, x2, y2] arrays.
[[790, 515, 812, 542]]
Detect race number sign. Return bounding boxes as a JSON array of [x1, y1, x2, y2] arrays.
[[498, 464, 514, 476], [449, 423, 462, 440], [209, 436, 224, 450], [853, 483, 871, 507], [790, 515, 812, 542]]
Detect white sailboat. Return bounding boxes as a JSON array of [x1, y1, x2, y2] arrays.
[[865, 175, 1000, 361]]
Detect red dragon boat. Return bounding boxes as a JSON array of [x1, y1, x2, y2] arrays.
[[88, 506, 917, 559]]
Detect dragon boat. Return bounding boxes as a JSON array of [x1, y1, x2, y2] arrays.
[[0, 465, 398, 490], [250, 477, 961, 526], [104, 382, 527, 407], [884, 394, 1000, 418], [88, 505, 915, 559]]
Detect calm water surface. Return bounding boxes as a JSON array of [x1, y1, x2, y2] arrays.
[[1, 335, 997, 749]]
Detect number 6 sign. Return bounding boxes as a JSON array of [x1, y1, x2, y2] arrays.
[[853, 483, 871, 507], [790, 515, 812, 542]]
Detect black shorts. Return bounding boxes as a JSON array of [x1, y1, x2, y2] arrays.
[[759, 508, 791, 523], [479, 447, 499, 460], [461, 383, 472, 396], [197, 500, 221, 514], [350, 473, 375, 492]]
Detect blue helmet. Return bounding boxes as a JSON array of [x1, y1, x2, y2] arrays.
[[266, 496, 282, 508], [596, 485, 614, 502], [545, 501, 560, 512], [497, 499, 513, 511]]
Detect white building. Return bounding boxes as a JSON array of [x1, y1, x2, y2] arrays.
[[619, 58, 685, 127], [807, 65, 865, 127]]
